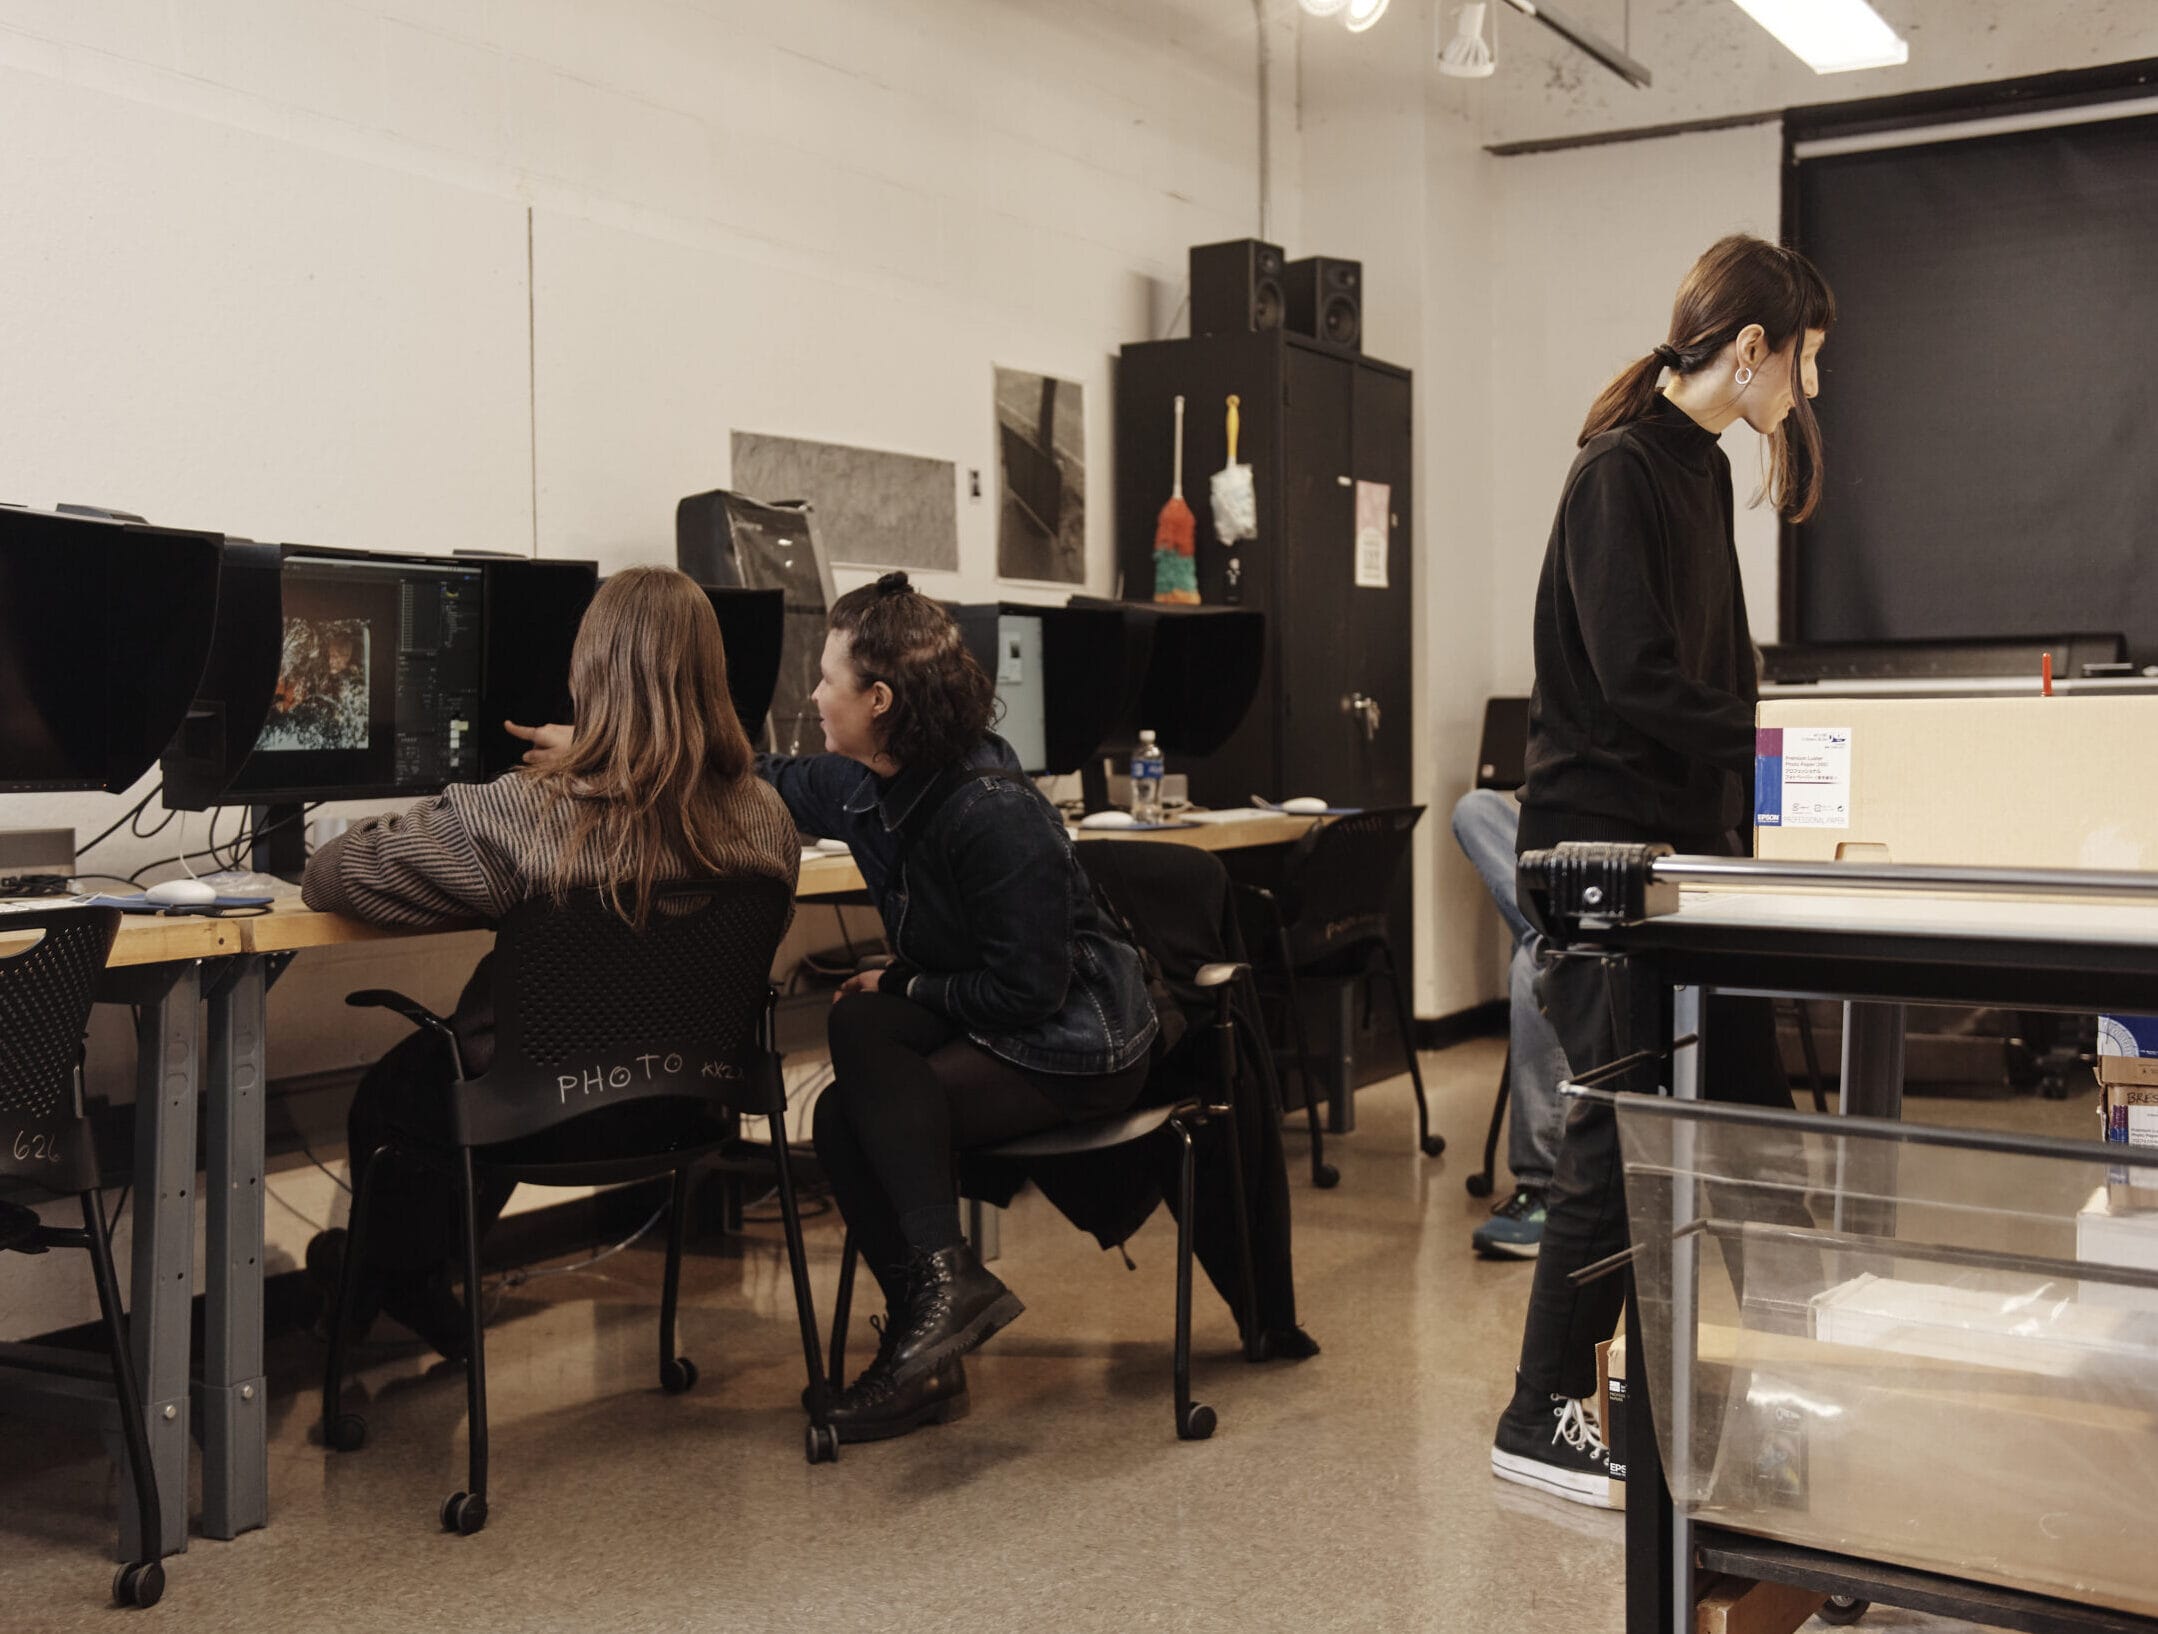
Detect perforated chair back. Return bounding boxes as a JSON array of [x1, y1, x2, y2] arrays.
[[451, 877, 793, 1149], [0, 905, 118, 1194], [1275, 805, 1425, 970]]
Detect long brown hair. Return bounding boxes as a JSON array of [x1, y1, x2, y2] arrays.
[[1580, 234, 1837, 521], [827, 571, 996, 770], [531, 565, 754, 925]]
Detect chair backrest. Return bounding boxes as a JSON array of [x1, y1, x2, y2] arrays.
[[1276, 805, 1425, 966], [0, 906, 118, 1193], [1476, 696, 1530, 791], [1079, 839, 1242, 1003], [452, 877, 794, 1149]]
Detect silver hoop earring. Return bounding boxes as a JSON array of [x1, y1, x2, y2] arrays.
[[1735, 364, 1755, 387]]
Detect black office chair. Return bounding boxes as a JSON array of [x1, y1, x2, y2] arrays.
[[1239, 805, 1440, 1188], [824, 842, 1266, 1441], [0, 906, 166, 1607], [321, 878, 839, 1535]]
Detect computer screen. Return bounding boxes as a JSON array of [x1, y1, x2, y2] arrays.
[[226, 551, 484, 801], [1, 507, 223, 794]]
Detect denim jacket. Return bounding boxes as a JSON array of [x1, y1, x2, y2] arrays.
[[758, 735, 1157, 1077]]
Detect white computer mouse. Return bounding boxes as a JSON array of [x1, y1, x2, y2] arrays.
[[812, 838, 851, 855], [1078, 810, 1140, 830], [1280, 796, 1330, 816], [144, 878, 219, 906]]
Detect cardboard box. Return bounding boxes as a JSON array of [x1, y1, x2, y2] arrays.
[[1695, 1574, 1827, 1634], [1753, 696, 2158, 867], [1598, 1333, 1627, 1505], [2097, 1015, 2158, 1207]]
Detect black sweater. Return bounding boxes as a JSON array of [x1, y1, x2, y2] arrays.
[[1521, 394, 1758, 840]]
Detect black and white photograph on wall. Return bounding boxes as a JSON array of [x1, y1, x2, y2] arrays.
[[994, 366, 1085, 583]]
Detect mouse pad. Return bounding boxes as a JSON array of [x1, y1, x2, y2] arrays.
[[84, 893, 277, 916]]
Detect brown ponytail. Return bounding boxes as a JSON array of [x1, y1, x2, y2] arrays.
[[1578, 234, 1837, 522]]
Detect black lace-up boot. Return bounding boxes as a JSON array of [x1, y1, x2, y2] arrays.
[[883, 1242, 1024, 1385]]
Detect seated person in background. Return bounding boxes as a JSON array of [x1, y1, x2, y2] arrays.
[[303, 565, 799, 1358], [762, 572, 1158, 1443]]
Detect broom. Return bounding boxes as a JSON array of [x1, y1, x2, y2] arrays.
[[1152, 394, 1200, 604]]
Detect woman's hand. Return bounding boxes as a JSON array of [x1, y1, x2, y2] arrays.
[[834, 967, 887, 1003], [503, 720, 573, 770]]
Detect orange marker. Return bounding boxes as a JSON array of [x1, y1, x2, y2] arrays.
[[2042, 652, 2054, 696]]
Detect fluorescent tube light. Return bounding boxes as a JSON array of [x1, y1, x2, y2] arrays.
[[1730, 0, 1908, 74]]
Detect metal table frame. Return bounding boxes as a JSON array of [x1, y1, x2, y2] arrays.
[[1539, 856, 2158, 1634]]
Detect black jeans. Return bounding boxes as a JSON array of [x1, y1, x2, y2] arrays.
[[815, 991, 1150, 1309], [1512, 809, 1793, 1400], [346, 1030, 516, 1284]]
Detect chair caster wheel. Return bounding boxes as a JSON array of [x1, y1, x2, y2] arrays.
[[1312, 1162, 1341, 1189], [805, 1422, 840, 1464], [1817, 1597, 1869, 1626], [326, 1412, 367, 1452], [1420, 1134, 1447, 1157], [113, 1561, 165, 1609], [1177, 1402, 1217, 1441], [441, 1491, 488, 1535], [661, 1356, 698, 1394], [1465, 1173, 1494, 1198]]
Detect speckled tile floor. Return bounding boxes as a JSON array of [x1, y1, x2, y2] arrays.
[[6, 1039, 2081, 1633]]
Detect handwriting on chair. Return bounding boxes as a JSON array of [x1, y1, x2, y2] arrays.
[[10, 1129, 65, 1164], [556, 1053, 743, 1103]]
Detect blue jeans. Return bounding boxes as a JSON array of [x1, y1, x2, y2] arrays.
[[1450, 789, 1569, 1191]]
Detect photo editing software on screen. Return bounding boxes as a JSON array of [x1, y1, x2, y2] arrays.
[[236, 553, 483, 798]]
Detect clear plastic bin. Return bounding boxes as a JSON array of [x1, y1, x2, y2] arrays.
[[1615, 1094, 2158, 1620]]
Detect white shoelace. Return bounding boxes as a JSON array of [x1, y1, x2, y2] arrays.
[[1549, 1396, 1607, 1458]]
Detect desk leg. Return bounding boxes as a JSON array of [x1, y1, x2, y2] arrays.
[[1665, 983, 1701, 1634], [120, 964, 197, 1562], [201, 955, 268, 1539], [1836, 1001, 1905, 1240], [1624, 1290, 1677, 1634], [966, 1198, 1001, 1265]]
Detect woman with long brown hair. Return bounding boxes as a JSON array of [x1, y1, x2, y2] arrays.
[[302, 565, 800, 1357], [1490, 235, 1833, 1508]]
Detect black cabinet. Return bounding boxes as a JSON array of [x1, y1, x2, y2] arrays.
[[1114, 333, 1414, 812], [1115, 333, 1418, 1102]]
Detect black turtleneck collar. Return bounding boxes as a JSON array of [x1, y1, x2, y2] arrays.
[[1632, 391, 1723, 474]]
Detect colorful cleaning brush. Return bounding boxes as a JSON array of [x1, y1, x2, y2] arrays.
[[1152, 394, 1200, 604]]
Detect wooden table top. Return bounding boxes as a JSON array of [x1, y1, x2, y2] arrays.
[[0, 812, 1324, 960], [0, 911, 244, 968]]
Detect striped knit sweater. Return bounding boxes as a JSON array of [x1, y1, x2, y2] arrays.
[[302, 771, 801, 1073], [301, 769, 801, 929]]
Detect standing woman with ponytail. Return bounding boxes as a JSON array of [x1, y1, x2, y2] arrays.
[[1489, 235, 1833, 1509]]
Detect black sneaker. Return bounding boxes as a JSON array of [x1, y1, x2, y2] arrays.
[[1491, 1386, 1615, 1508]]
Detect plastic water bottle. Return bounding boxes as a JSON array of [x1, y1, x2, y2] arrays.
[[1130, 730, 1165, 825]]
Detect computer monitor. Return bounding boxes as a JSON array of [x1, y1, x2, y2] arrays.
[[1058, 600, 1265, 804], [676, 491, 836, 755], [701, 585, 786, 745], [217, 550, 485, 803], [951, 606, 1051, 776], [0, 507, 223, 794]]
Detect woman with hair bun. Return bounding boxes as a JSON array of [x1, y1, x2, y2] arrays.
[[757, 571, 1158, 1443]]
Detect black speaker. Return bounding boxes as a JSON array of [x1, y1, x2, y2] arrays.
[[1285, 255, 1362, 352], [1189, 239, 1285, 337]]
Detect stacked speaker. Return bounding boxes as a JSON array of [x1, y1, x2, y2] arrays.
[[1188, 239, 1361, 353]]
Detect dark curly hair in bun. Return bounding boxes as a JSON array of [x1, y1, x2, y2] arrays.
[[827, 572, 997, 770]]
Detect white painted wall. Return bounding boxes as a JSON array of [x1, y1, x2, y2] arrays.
[[0, 0, 1298, 1337]]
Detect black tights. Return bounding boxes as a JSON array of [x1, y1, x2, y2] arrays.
[[814, 991, 1148, 1309]]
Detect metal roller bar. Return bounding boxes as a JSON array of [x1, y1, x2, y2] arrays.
[[1651, 854, 2158, 901]]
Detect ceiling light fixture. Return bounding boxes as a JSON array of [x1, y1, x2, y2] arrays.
[[1497, 0, 1650, 89], [1729, 0, 1908, 74], [1296, 0, 1350, 16], [1437, 2, 1495, 76], [1344, 0, 1391, 32]]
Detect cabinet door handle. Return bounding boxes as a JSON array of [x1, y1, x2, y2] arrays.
[[1342, 692, 1381, 742]]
